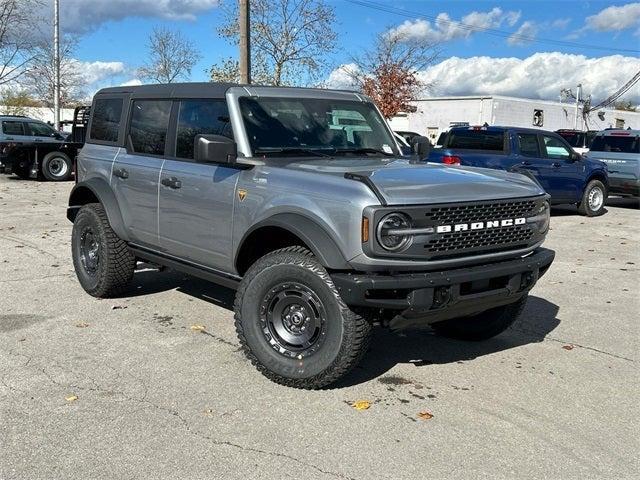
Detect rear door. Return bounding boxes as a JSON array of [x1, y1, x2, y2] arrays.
[[111, 99, 172, 248], [158, 98, 239, 271]]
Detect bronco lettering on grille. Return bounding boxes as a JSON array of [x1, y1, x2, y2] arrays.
[[436, 217, 526, 234]]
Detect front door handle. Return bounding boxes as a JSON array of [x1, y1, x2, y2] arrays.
[[161, 177, 182, 189], [551, 162, 562, 168], [113, 168, 129, 179], [521, 161, 532, 166]]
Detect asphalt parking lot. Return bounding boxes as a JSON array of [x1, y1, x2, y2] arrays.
[[0, 175, 638, 480]]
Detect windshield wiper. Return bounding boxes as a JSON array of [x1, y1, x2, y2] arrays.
[[254, 147, 332, 158], [334, 147, 395, 157]]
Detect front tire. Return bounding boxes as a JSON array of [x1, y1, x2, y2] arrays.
[[41, 152, 72, 181], [71, 203, 136, 297], [234, 247, 371, 389], [431, 295, 528, 341], [578, 180, 606, 216]]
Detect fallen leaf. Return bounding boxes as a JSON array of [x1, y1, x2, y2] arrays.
[[417, 410, 433, 420], [203, 408, 215, 415], [190, 324, 206, 332], [351, 400, 371, 411], [76, 323, 89, 328], [111, 305, 127, 310], [562, 345, 574, 351], [65, 395, 78, 402]]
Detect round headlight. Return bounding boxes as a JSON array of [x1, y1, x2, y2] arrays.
[[376, 213, 412, 251]]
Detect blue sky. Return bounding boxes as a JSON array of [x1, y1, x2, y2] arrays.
[[61, 1, 640, 102]]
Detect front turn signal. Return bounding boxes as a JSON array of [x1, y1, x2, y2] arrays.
[[361, 217, 370, 243]]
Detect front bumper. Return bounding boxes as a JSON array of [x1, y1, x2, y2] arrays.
[[331, 248, 555, 328]]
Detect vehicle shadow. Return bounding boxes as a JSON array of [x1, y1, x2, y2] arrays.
[[335, 296, 560, 388], [121, 269, 560, 389], [606, 197, 639, 210], [550, 205, 607, 217]]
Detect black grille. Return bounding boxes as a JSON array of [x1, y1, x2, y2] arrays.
[[426, 225, 534, 255], [428, 200, 538, 224]]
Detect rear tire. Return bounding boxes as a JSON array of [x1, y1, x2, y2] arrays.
[[234, 246, 371, 389], [71, 203, 136, 297], [578, 180, 606, 217], [41, 152, 72, 181], [431, 295, 528, 341]]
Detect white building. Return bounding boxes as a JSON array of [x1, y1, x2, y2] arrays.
[[0, 106, 76, 127], [389, 95, 640, 144]]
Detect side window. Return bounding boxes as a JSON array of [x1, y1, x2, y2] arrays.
[[176, 99, 233, 159], [28, 122, 56, 137], [90, 98, 123, 142], [129, 100, 172, 156], [517, 133, 540, 157], [542, 135, 571, 160], [2, 121, 25, 136]]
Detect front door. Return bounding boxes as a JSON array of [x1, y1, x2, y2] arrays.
[[158, 98, 238, 272], [111, 99, 172, 247], [539, 134, 582, 202]]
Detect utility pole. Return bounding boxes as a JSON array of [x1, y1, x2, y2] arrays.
[[574, 83, 582, 131], [239, 0, 251, 84], [53, 0, 61, 131]]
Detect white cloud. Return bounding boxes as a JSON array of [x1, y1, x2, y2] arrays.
[[61, 0, 220, 33], [507, 21, 538, 45], [73, 60, 127, 85], [551, 18, 571, 29], [387, 7, 521, 43], [120, 78, 143, 87], [414, 53, 640, 104], [583, 2, 640, 32], [324, 63, 359, 90]]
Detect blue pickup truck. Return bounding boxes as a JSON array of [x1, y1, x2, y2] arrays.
[[428, 126, 609, 216]]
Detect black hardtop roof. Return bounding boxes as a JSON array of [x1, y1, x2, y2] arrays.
[[94, 82, 361, 99], [449, 125, 561, 135], [95, 82, 240, 98]]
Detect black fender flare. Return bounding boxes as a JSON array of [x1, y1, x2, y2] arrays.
[[67, 177, 129, 242], [236, 213, 350, 270]]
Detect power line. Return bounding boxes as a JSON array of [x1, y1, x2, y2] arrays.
[[346, 0, 640, 55], [586, 70, 640, 112]]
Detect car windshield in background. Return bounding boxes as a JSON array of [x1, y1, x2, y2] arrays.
[[238, 97, 398, 157], [590, 135, 639, 153], [557, 132, 583, 148], [446, 130, 505, 151]]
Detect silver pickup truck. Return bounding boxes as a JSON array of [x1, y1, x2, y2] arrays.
[[585, 129, 639, 197], [67, 83, 554, 389]]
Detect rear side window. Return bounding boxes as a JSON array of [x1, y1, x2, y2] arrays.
[[446, 130, 505, 151], [518, 133, 540, 157], [176, 99, 233, 159], [90, 98, 123, 142], [129, 100, 172, 156], [590, 135, 639, 154], [2, 121, 25, 135]]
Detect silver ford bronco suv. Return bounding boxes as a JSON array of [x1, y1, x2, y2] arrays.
[[68, 83, 555, 389]]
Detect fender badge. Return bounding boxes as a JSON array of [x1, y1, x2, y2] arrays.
[[238, 189, 247, 201]]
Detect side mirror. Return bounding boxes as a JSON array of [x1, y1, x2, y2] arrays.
[[194, 134, 237, 164], [411, 135, 431, 158], [570, 151, 581, 162]]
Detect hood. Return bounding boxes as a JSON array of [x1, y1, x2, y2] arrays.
[[287, 158, 545, 205]]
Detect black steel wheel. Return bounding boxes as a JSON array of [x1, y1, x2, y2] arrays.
[[234, 246, 371, 389], [42, 152, 72, 181], [71, 203, 136, 297]]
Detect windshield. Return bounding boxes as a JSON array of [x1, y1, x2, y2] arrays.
[[590, 134, 639, 153], [238, 96, 399, 157]]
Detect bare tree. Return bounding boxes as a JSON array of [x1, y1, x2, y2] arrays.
[[23, 35, 86, 111], [347, 30, 439, 118], [210, 0, 337, 86], [0, 0, 43, 85], [138, 27, 202, 84]]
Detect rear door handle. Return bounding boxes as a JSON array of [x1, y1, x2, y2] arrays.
[[113, 168, 129, 179], [161, 177, 182, 189], [552, 162, 562, 168]]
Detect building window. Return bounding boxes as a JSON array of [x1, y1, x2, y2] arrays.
[[533, 109, 544, 127]]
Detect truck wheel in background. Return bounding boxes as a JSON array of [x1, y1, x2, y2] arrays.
[[578, 179, 607, 217], [234, 246, 372, 389], [431, 295, 528, 341], [41, 152, 72, 181], [71, 203, 136, 298]]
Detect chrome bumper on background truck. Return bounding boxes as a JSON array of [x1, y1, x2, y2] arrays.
[[332, 248, 555, 329]]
